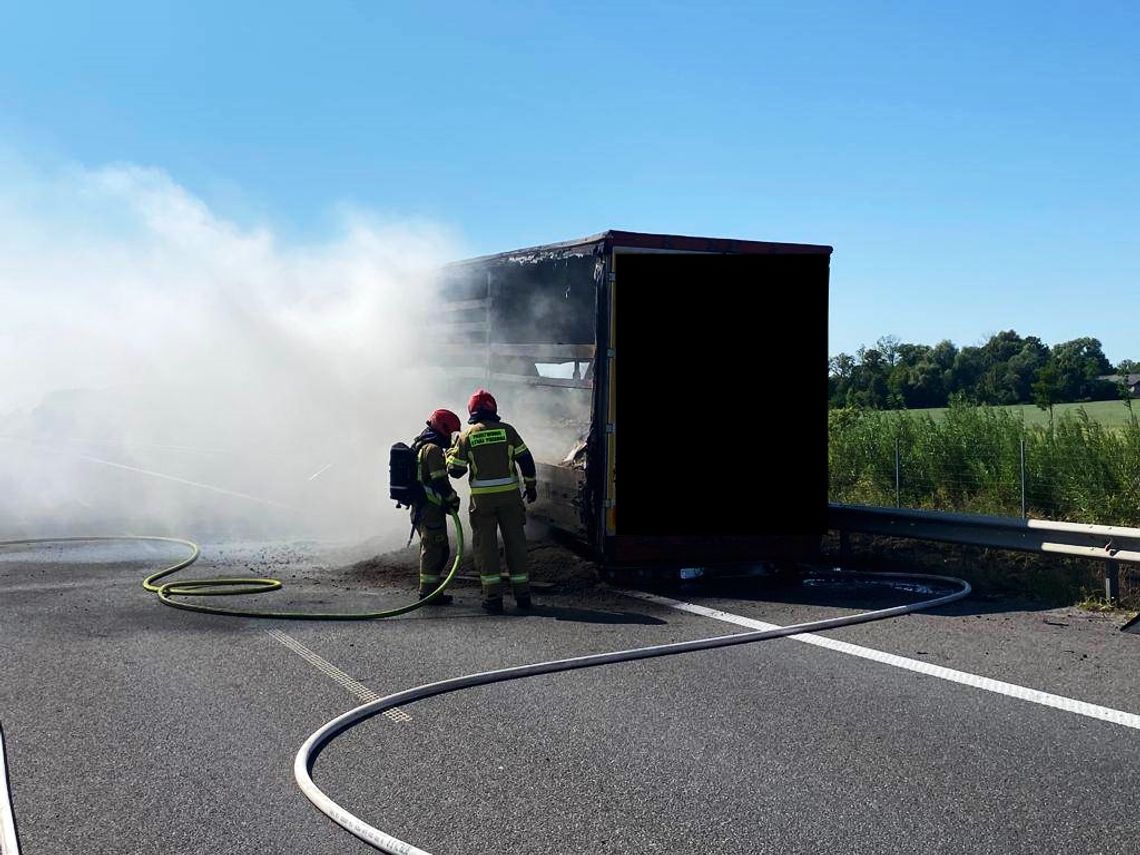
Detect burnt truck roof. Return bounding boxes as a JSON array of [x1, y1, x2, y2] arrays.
[[444, 229, 833, 268]]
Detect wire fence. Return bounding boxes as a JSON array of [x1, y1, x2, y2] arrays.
[[828, 406, 1140, 526], [831, 438, 1131, 521]]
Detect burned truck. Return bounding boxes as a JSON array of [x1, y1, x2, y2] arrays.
[[435, 230, 831, 571]]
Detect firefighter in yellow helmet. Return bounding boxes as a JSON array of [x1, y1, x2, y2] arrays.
[[446, 388, 537, 613], [412, 408, 463, 604]]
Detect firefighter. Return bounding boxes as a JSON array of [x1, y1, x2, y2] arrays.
[[446, 388, 537, 613], [411, 408, 463, 604]]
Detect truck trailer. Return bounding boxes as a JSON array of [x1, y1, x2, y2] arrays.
[[434, 230, 831, 572]]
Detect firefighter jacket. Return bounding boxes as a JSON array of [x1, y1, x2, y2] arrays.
[[414, 428, 458, 508], [446, 418, 536, 495]]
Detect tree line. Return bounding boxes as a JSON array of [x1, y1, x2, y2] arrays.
[[829, 331, 1139, 410]]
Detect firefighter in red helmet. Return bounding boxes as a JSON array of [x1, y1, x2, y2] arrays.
[[411, 408, 463, 604], [446, 388, 538, 613]]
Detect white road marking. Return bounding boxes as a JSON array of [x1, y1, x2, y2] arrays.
[[307, 463, 334, 481], [0, 724, 21, 855], [0, 436, 290, 509], [76, 454, 293, 508], [619, 589, 1140, 731], [265, 629, 413, 722], [265, 629, 378, 702]]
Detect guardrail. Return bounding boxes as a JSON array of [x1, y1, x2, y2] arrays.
[[827, 503, 1139, 603]]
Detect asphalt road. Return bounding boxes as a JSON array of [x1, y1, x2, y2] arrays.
[[2, 540, 1138, 854]]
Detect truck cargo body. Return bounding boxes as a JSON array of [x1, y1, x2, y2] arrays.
[[436, 230, 831, 570]]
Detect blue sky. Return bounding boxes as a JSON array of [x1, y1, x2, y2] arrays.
[[2, 1, 1138, 363]]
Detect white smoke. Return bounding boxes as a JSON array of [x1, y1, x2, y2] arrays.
[[0, 157, 463, 545]]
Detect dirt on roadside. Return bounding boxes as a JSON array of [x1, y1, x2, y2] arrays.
[[825, 531, 1139, 610], [311, 524, 1138, 616], [338, 528, 602, 594]]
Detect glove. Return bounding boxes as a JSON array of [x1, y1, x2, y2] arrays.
[[524, 484, 537, 504], [443, 493, 461, 514]]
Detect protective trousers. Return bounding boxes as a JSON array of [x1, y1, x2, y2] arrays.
[[416, 502, 450, 595], [469, 490, 528, 604]]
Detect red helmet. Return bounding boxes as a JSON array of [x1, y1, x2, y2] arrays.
[[467, 388, 497, 416], [427, 408, 461, 437]]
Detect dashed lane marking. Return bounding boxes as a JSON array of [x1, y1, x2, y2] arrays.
[[265, 629, 412, 721]]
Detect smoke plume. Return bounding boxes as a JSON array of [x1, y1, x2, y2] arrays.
[[1, 157, 461, 546]]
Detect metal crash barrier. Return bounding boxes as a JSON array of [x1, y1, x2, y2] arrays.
[[828, 503, 1140, 605]]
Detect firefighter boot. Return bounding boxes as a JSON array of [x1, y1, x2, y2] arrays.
[[420, 589, 453, 605], [481, 597, 504, 614]]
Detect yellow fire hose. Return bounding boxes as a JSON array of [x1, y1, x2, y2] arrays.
[[0, 512, 463, 620]]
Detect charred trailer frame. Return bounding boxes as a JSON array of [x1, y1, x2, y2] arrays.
[[436, 230, 832, 572]]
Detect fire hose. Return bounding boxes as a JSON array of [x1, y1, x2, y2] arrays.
[[294, 567, 971, 854], [0, 525, 970, 855], [0, 514, 462, 621]]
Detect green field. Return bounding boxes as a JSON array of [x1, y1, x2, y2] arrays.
[[916, 399, 1139, 428], [830, 398, 1140, 528]]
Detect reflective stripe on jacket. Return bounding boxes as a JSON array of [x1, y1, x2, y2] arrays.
[[417, 442, 449, 504], [447, 421, 530, 495]]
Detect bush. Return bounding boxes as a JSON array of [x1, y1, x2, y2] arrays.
[[829, 401, 1140, 525]]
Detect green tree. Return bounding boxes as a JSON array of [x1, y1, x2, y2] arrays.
[[1032, 362, 1063, 421], [876, 335, 902, 367], [1118, 378, 1135, 417], [969, 331, 1045, 405], [848, 347, 890, 408], [828, 353, 857, 407], [884, 343, 928, 408], [1006, 336, 1049, 402], [1051, 337, 1114, 401], [948, 346, 986, 401]]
